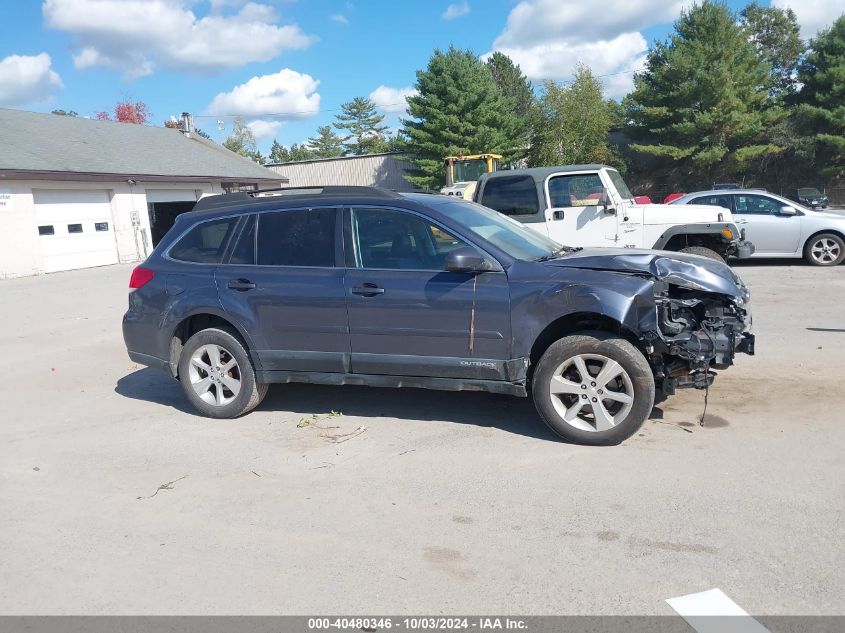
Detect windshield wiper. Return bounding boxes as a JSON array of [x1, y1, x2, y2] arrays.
[[535, 246, 583, 262]]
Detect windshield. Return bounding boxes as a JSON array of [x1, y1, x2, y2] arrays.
[[453, 159, 488, 183], [409, 196, 562, 261], [798, 188, 822, 197], [606, 169, 634, 200]]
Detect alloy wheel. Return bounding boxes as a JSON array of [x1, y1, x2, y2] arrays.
[[188, 344, 242, 406], [548, 353, 635, 432], [810, 238, 841, 265]]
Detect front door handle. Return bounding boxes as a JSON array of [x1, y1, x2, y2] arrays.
[[227, 278, 256, 291], [351, 283, 385, 297], [552, 210, 565, 220]]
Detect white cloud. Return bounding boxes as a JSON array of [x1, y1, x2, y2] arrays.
[[486, 0, 690, 98], [206, 68, 321, 118], [443, 1, 470, 20], [0, 53, 62, 107], [42, 0, 315, 78], [247, 119, 283, 140], [329, 13, 349, 24], [771, 0, 845, 39], [369, 85, 417, 113]]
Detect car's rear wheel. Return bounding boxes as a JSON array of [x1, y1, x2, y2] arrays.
[[679, 246, 726, 264], [532, 331, 655, 445], [178, 327, 268, 418], [804, 233, 845, 266]]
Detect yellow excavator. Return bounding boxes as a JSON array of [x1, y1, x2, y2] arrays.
[[440, 153, 502, 200]]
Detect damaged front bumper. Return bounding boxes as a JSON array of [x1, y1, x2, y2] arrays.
[[650, 281, 754, 394]]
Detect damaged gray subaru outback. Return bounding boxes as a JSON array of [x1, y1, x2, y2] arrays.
[[123, 187, 754, 445]]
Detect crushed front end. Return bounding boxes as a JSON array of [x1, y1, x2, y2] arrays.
[[648, 278, 754, 394]]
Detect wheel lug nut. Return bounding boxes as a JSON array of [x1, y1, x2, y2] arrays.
[[581, 384, 587, 389], [592, 397, 598, 402], [590, 382, 596, 387], [581, 394, 587, 399]]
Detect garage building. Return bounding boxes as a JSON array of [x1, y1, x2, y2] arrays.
[[0, 108, 284, 278]]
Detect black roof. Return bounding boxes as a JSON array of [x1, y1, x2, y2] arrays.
[[191, 186, 403, 214]]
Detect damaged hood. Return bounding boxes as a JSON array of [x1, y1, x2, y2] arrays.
[[540, 248, 748, 301]]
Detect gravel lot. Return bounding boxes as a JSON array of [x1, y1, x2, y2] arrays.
[[0, 260, 843, 615]]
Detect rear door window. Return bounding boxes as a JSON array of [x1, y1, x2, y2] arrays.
[[257, 208, 337, 267], [691, 194, 733, 210], [228, 215, 256, 265], [169, 217, 239, 263], [479, 176, 541, 218]]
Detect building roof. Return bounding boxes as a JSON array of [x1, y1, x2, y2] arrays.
[[0, 108, 283, 182], [265, 151, 407, 167]]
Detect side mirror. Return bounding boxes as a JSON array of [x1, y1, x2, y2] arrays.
[[780, 205, 798, 216], [444, 246, 493, 273], [598, 189, 616, 215]]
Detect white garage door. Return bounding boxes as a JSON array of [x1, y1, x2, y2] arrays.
[[34, 189, 118, 273]]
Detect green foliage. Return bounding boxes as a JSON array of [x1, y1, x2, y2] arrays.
[[486, 51, 535, 154], [625, 0, 785, 187], [528, 67, 616, 167], [794, 16, 845, 177], [401, 46, 524, 189], [269, 139, 316, 163], [51, 109, 78, 117], [307, 125, 345, 158], [740, 2, 804, 99], [333, 96, 389, 155], [223, 117, 264, 164]]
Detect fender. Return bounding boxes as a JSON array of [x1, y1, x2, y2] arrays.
[[651, 222, 739, 250], [160, 295, 261, 374], [507, 262, 661, 360]]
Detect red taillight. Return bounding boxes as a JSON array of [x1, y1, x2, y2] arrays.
[[129, 266, 154, 289]]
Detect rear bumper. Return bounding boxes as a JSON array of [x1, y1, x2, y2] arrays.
[[128, 349, 170, 373]]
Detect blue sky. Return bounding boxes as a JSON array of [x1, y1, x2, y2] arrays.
[[2, 0, 841, 154]]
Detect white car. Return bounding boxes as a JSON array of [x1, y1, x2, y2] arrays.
[[671, 190, 845, 266]]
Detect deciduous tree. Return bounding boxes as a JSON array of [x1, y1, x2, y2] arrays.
[[528, 67, 615, 167]]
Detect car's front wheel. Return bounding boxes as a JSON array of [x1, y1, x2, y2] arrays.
[[804, 233, 845, 266], [532, 331, 655, 445], [177, 327, 268, 418], [679, 245, 726, 264]]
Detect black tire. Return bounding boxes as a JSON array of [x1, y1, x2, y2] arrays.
[[679, 246, 726, 264], [532, 331, 655, 446], [803, 233, 845, 266], [177, 327, 268, 418]]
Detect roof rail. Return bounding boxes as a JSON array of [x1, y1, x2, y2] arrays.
[[191, 185, 400, 212]]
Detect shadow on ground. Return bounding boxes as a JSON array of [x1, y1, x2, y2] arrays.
[[116, 368, 564, 442]]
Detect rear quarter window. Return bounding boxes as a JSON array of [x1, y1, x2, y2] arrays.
[[479, 176, 540, 217], [168, 217, 239, 263]]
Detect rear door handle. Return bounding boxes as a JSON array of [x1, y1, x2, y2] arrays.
[[351, 283, 385, 297], [227, 278, 256, 291]]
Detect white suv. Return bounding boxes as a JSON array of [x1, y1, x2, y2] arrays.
[[671, 190, 845, 266]]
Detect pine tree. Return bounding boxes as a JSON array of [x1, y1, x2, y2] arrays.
[[307, 125, 345, 158], [740, 2, 805, 100], [401, 47, 523, 189], [625, 0, 783, 187], [794, 16, 845, 177], [486, 51, 535, 155], [528, 67, 614, 167], [270, 139, 290, 163], [333, 97, 389, 155]]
